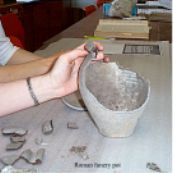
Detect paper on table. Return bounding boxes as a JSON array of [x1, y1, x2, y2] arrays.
[[159, 0, 172, 9], [137, 8, 172, 14], [137, 0, 172, 9]]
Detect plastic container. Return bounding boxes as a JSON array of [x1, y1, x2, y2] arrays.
[[103, 3, 112, 16]]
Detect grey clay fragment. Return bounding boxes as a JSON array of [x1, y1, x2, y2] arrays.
[[84, 42, 98, 59], [70, 146, 89, 160], [35, 137, 48, 146], [146, 162, 162, 172], [0, 155, 19, 165], [109, 0, 136, 17], [10, 135, 25, 142], [2, 127, 27, 136], [70, 146, 87, 153], [21, 149, 33, 163], [42, 120, 53, 134], [36, 148, 45, 163], [67, 122, 79, 129], [1, 165, 36, 173], [78, 152, 89, 160], [113, 163, 121, 168], [21, 148, 45, 164], [6, 141, 25, 150]]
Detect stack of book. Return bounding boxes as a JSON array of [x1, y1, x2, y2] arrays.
[[94, 19, 150, 39]]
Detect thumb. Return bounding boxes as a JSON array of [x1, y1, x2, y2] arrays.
[[61, 49, 88, 64]]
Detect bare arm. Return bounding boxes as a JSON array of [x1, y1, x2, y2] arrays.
[[0, 75, 58, 116], [0, 49, 64, 82], [0, 42, 106, 117], [0, 48, 88, 116], [7, 48, 42, 65]]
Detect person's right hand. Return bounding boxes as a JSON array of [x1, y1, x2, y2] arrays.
[[45, 42, 109, 98]]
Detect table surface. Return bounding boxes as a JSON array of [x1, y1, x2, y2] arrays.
[[0, 38, 171, 173]]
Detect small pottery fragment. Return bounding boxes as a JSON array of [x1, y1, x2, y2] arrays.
[[21, 148, 45, 164], [0, 155, 19, 165], [2, 127, 27, 136], [146, 162, 162, 172], [42, 120, 53, 135], [6, 141, 25, 151], [35, 137, 48, 146], [70, 146, 87, 153], [70, 146, 89, 160], [1, 165, 36, 173], [67, 122, 79, 129], [10, 135, 25, 143]]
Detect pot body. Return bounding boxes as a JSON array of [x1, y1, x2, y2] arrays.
[[79, 62, 150, 138]]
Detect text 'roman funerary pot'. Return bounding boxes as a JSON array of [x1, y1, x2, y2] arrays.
[[79, 43, 150, 138]]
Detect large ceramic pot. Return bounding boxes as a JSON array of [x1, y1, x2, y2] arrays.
[[79, 43, 150, 138]]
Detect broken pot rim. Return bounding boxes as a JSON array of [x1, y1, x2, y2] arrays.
[[80, 68, 151, 115], [86, 84, 150, 114]]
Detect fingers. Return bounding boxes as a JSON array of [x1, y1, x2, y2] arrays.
[[93, 41, 104, 51], [71, 57, 84, 76], [59, 49, 88, 64], [96, 50, 104, 60], [76, 42, 104, 51], [76, 42, 104, 61], [103, 56, 110, 63], [59, 42, 108, 64], [76, 43, 86, 50]]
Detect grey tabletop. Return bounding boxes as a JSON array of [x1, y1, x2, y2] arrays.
[[0, 38, 171, 173]]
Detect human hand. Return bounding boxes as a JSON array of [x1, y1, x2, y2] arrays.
[[46, 42, 109, 98]]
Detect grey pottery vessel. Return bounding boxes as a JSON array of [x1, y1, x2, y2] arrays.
[[79, 43, 150, 138]]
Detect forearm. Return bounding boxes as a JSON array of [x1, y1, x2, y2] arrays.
[[0, 55, 58, 83], [0, 75, 57, 116], [8, 48, 42, 65]]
